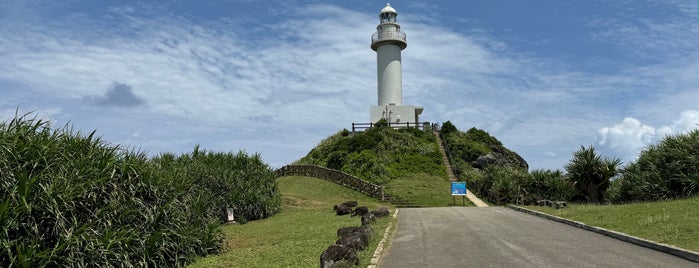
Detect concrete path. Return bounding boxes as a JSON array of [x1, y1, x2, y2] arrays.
[[378, 207, 697, 267]]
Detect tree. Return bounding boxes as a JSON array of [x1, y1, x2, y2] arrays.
[[565, 145, 621, 203]]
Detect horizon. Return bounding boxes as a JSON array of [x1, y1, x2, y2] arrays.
[[2, 0, 698, 170]]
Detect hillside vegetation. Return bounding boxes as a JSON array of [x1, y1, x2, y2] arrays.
[[0, 114, 280, 267], [297, 124, 446, 184]]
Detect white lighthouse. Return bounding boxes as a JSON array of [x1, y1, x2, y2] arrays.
[[370, 3, 423, 125]]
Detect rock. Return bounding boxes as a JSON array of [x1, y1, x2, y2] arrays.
[[361, 212, 376, 225], [334, 204, 351, 216], [350, 206, 368, 217], [554, 201, 567, 209], [337, 226, 361, 238], [320, 244, 359, 268], [471, 146, 529, 171], [336, 232, 370, 251], [372, 207, 390, 218], [342, 201, 358, 208]]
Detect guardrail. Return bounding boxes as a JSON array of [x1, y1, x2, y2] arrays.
[[351, 121, 430, 132], [274, 165, 384, 200]]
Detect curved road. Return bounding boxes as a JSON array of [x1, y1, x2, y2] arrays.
[[379, 207, 696, 267]]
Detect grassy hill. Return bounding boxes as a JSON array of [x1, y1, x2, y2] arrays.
[[295, 121, 531, 207], [189, 176, 395, 267]]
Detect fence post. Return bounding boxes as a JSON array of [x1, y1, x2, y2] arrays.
[[352, 123, 355, 132], [381, 186, 385, 201]]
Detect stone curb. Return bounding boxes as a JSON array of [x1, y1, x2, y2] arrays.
[[507, 205, 699, 263], [367, 208, 399, 268]]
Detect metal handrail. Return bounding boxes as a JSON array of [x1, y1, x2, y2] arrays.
[[371, 30, 406, 44]]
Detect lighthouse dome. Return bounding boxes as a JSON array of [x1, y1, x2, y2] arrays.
[[380, 3, 396, 14]]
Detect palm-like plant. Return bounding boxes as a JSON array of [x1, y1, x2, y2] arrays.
[[565, 145, 621, 203]]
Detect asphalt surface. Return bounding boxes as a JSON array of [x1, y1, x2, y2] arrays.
[[379, 207, 697, 268]]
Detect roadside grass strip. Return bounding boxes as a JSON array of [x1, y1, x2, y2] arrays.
[[512, 196, 699, 262]]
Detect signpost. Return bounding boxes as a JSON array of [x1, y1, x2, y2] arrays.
[[451, 182, 467, 206]]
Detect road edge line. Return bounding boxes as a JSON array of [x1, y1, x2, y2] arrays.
[[507, 205, 699, 263], [367, 208, 399, 268]]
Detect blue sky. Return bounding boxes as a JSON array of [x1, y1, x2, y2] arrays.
[[2, 0, 698, 170]]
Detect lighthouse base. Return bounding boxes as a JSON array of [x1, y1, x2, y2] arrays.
[[370, 105, 423, 125]]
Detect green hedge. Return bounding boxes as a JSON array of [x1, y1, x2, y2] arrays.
[[608, 130, 699, 203], [0, 114, 279, 267], [461, 167, 573, 205]]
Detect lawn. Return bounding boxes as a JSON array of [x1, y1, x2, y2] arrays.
[[385, 173, 473, 207], [525, 195, 699, 252], [188, 176, 395, 267]]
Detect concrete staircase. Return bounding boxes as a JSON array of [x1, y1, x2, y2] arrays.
[[433, 131, 489, 207]]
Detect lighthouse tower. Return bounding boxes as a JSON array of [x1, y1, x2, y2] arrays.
[[370, 3, 423, 125]]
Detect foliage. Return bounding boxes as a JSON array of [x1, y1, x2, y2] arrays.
[[607, 130, 699, 203], [374, 118, 389, 127], [527, 169, 575, 202], [441, 122, 527, 175], [297, 126, 446, 185], [461, 167, 573, 205], [440, 120, 457, 135], [565, 145, 621, 203], [151, 147, 281, 224], [0, 113, 279, 267], [526, 195, 699, 252]]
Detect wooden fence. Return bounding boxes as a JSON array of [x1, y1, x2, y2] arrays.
[[274, 165, 385, 200]]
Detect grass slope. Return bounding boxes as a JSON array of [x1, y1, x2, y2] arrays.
[[189, 176, 395, 267], [525, 195, 699, 252]]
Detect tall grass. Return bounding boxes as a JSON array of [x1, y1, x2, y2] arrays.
[[0, 113, 280, 267]]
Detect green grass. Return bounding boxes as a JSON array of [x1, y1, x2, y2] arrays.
[[386, 173, 473, 207], [188, 176, 396, 267], [525, 195, 699, 252]]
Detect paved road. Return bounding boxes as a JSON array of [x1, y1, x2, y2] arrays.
[[379, 207, 697, 267]]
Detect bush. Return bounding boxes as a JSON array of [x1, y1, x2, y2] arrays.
[[608, 130, 699, 203], [441, 121, 457, 135], [527, 169, 574, 202], [565, 145, 621, 203], [461, 167, 573, 205], [297, 125, 445, 184], [0, 113, 279, 267], [152, 147, 281, 224]]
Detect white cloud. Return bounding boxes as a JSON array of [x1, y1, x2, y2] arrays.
[[597, 117, 655, 160], [597, 110, 699, 163]]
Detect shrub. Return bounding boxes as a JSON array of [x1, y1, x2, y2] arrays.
[[0, 113, 279, 267], [608, 130, 699, 203], [565, 145, 621, 203], [441, 121, 457, 135], [526, 169, 574, 202], [461, 167, 573, 205]]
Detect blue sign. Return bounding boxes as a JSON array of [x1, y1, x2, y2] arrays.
[[451, 182, 467, 196]]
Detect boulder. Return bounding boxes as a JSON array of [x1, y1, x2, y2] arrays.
[[372, 207, 390, 218], [361, 212, 376, 225], [334, 204, 351, 216], [320, 244, 359, 268], [337, 226, 361, 238], [471, 146, 529, 171], [342, 201, 358, 208], [336, 232, 370, 251], [350, 206, 368, 217]]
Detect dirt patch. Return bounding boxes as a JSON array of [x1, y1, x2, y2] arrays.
[[283, 196, 326, 208]]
